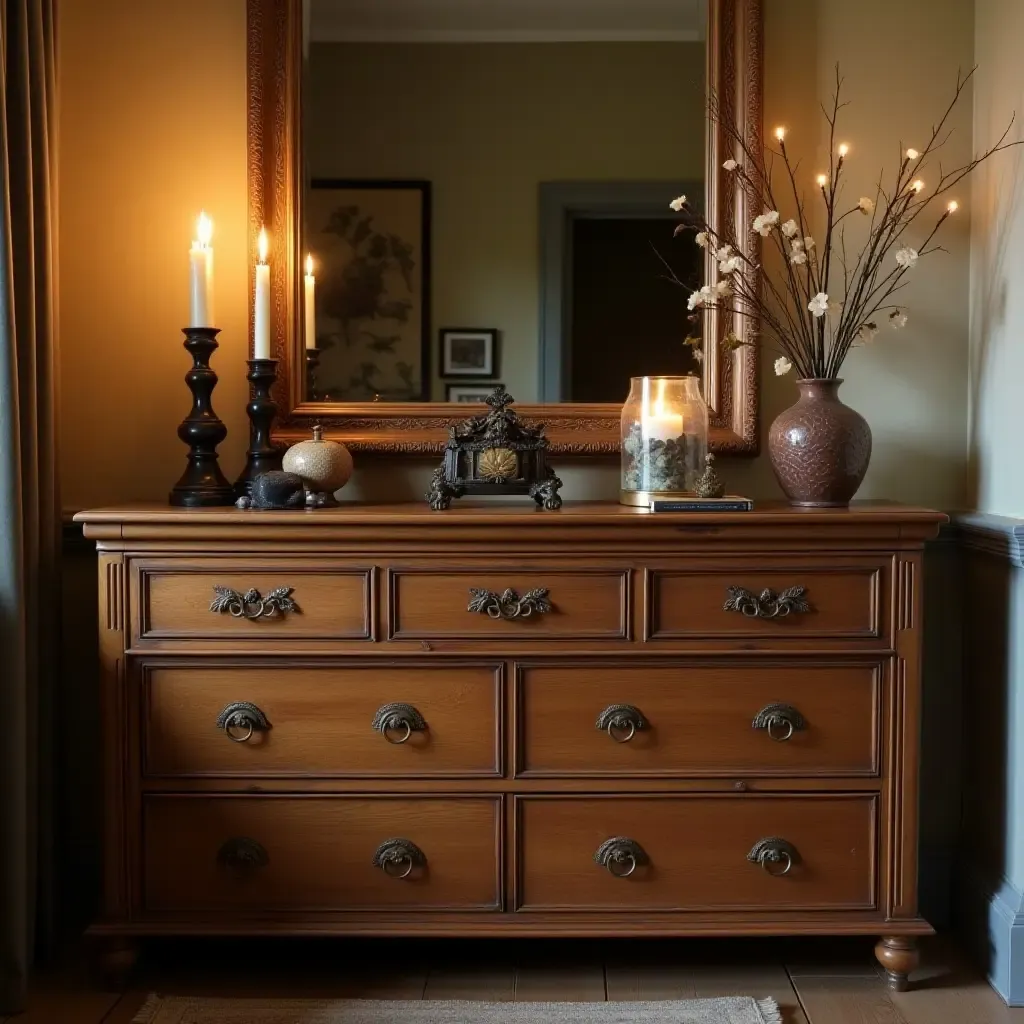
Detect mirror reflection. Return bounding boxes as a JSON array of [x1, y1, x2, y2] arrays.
[[302, 0, 706, 403]]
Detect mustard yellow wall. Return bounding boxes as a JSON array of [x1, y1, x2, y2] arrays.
[[59, 0, 974, 511]]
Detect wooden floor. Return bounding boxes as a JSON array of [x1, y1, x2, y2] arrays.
[[6, 935, 1023, 1023]]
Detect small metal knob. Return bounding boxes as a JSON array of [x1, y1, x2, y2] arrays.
[[372, 838, 426, 879], [215, 701, 271, 743], [752, 703, 806, 743], [371, 703, 427, 745], [594, 837, 647, 878], [217, 837, 269, 873], [595, 704, 648, 743], [747, 837, 798, 876]]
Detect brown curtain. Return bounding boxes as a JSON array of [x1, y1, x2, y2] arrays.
[[0, 0, 59, 1013]]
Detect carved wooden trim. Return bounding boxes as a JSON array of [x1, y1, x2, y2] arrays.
[[247, 0, 763, 455]]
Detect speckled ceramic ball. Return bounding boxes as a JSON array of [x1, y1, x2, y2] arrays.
[[282, 425, 353, 500]]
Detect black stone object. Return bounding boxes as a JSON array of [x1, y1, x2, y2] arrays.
[[234, 358, 284, 500], [236, 471, 306, 510], [168, 327, 236, 507]]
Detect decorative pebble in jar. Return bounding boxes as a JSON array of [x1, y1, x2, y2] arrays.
[[619, 376, 708, 506]]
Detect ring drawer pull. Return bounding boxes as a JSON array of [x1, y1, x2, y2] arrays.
[[371, 703, 426, 744], [217, 837, 269, 873], [595, 704, 648, 743], [594, 837, 647, 878], [467, 587, 551, 620], [752, 703, 806, 742], [210, 586, 299, 620], [747, 837, 798, 876], [372, 838, 426, 879], [216, 701, 271, 743], [723, 586, 809, 619]]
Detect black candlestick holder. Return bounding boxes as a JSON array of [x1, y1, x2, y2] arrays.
[[234, 358, 284, 500], [305, 347, 321, 400], [168, 327, 236, 507]]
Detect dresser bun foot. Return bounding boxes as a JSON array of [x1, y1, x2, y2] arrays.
[[89, 936, 140, 989], [875, 935, 918, 991]]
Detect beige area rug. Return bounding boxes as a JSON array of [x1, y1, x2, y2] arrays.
[[132, 995, 782, 1023]]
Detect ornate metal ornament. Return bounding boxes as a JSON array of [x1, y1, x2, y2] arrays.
[[372, 838, 426, 879], [594, 837, 648, 878], [426, 386, 563, 510], [209, 586, 299, 620], [216, 701, 271, 743], [468, 587, 551, 620], [694, 453, 726, 498], [217, 837, 269, 874], [723, 585, 810, 619], [747, 837, 798, 876], [595, 704, 648, 743], [371, 703, 427, 744], [752, 703, 806, 742]]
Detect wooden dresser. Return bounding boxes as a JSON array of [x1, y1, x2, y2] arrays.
[[75, 501, 944, 988]]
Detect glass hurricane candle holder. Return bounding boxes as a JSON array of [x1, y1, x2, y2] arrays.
[[620, 375, 708, 506]]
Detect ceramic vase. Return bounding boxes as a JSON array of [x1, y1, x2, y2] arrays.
[[768, 378, 871, 507]]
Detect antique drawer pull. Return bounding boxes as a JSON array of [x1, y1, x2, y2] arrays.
[[747, 837, 798, 876], [594, 837, 647, 878], [467, 587, 551, 620], [372, 838, 426, 879], [215, 701, 271, 743], [217, 837, 269, 873], [209, 586, 299, 620], [595, 704, 648, 743], [371, 703, 426, 744], [723, 586, 809, 619], [752, 703, 806, 742]]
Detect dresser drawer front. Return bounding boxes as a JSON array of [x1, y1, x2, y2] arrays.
[[132, 561, 373, 645], [647, 563, 885, 642], [515, 795, 876, 912], [388, 568, 630, 641], [143, 796, 501, 913], [141, 662, 502, 778], [516, 661, 880, 777]]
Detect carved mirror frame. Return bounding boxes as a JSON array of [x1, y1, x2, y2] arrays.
[[248, 0, 762, 454]]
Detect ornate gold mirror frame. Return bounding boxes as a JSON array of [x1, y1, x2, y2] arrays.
[[248, 0, 762, 454]]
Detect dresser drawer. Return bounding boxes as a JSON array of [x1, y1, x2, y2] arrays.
[[516, 661, 880, 777], [515, 795, 876, 912], [141, 661, 502, 778], [131, 560, 373, 646], [388, 568, 630, 641], [646, 562, 886, 642], [143, 795, 501, 913]]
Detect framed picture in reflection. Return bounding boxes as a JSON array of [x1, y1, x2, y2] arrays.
[[446, 383, 501, 403], [306, 179, 430, 401], [439, 328, 499, 379]]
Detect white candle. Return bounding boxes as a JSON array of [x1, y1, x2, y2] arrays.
[[188, 212, 214, 327], [253, 227, 271, 359], [304, 253, 316, 349], [641, 379, 684, 442]]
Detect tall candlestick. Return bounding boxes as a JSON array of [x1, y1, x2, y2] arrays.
[[304, 253, 317, 350], [188, 212, 214, 327], [254, 227, 271, 359]]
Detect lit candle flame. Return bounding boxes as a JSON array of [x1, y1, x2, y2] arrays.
[[947, 200, 959, 213], [837, 143, 849, 157], [911, 179, 925, 193], [774, 126, 786, 142], [816, 174, 828, 187], [906, 148, 920, 161], [258, 227, 269, 263], [305, 253, 314, 276], [196, 211, 212, 247]]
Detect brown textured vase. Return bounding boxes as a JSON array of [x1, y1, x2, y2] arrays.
[[768, 378, 872, 507]]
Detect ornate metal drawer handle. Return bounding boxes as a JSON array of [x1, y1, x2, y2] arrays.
[[723, 586, 810, 619], [594, 837, 647, 878], [215, 701, 271, 743], [209, 586, 299, 620], [217, 837, 269, 873], [372, 838, 426, 879], [371, 703, 426, 744], [752, 703, 806, 742], [747, 837, 798, 876], [467, 587, 551, 621], [595, 704, 648, 743]]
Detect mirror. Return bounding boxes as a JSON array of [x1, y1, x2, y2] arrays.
[[247, 0, 761, 453]]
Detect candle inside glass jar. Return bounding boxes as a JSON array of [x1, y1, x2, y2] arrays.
[[641, 378, 684, 443]]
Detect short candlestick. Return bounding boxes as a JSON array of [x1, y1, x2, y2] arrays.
[[169, 327, 235, 507], [234, 358, 283, 499]]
